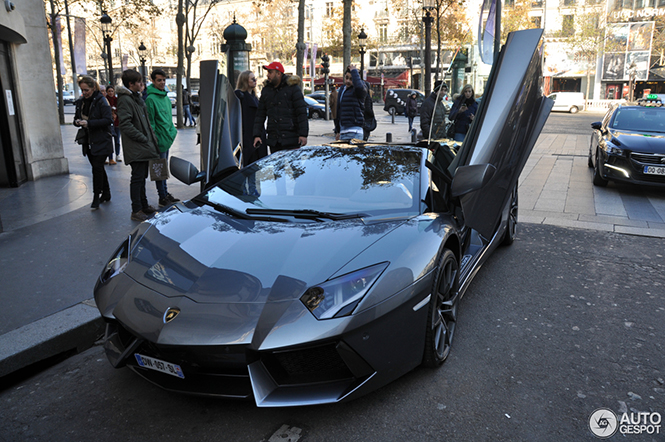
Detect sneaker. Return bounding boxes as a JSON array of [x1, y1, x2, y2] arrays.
[[142, 205, 158, 215], [158, 197, 169, 207], [166, 194, 180, 203], [109, 159, 117, 165], [117, 156, 122, 162], [131, 211, 149, 222]]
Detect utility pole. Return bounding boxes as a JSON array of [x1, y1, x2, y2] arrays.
[[176, 0, 185, 128]]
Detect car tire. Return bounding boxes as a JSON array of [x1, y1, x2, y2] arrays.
[[570, 106, 579, 114], [501, 185, 518, 246], [588, 141, 594, 168], [423, 248, 459, 368], [311, 110, 321, 119], [592, 150, 608, 187]]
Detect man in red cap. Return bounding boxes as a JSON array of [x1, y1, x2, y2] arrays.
[[253, 61, 308, 152]]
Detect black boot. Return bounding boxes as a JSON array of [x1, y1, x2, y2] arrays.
[[100, 191, 111, 203], [91, 195, 100, 210]]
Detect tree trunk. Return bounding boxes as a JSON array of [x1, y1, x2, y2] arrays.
[[343, 0, 352, 69], [64, 0, 78, 100], [296, 0, 305, 82], [50, 4, 65, 125]]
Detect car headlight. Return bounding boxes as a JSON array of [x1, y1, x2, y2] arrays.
[[100, 233, 135, 283], [603, 141, 623, 155], [301, 262, 389, 320]]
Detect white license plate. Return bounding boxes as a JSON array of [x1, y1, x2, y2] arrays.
[[644, 165, 665, 175], [135, 354, 184, 379]]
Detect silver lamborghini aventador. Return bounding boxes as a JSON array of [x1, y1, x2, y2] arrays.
[[94, 29, 552, 407]]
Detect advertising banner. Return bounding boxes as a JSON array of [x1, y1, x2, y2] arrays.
[[74, 17, 87, 75], [602, 21, 654, 81]]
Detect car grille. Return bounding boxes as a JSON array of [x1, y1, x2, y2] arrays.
[[630, 152, 665, 165], [262, 343, 354, 385]]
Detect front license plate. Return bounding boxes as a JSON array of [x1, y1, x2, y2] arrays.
[[644, 165, 665, 175], [135, 354, 184, 379]]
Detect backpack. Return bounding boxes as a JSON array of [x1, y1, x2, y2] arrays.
[[363, 87, 377, 132]]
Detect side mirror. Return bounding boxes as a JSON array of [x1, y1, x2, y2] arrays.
[[590, 121, 602, 131], [451, 163, 496, 198], [170, 156, 206, 185]]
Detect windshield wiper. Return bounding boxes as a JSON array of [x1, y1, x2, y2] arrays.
[[245, 208, 369, 221], [192, 196, 253, 220]]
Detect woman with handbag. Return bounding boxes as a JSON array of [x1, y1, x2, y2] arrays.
[[74, 76, 114, 210], [448, 84, 478, 142]]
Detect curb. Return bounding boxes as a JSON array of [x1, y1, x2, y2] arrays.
[[0, 300, 104, 378]]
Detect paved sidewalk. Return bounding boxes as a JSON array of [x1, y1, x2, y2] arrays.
[[1, 110, 665, 381]]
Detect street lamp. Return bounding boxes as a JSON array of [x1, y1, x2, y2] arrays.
[[138, 41, 147, 84], [422, 0, 435, 96], [100, 12, 113, 86], [358, 28, 367, 79]]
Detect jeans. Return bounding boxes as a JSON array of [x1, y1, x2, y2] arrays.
[[130, 161, 149, 213], [184, 105, 195, 126], [340, 128, 364, 141], [87, 151, 110, 196], [453, 132, 466, 142], [407, 115, 415, 131], [111, 126, 121, 158], [155, 151, 169, 199]]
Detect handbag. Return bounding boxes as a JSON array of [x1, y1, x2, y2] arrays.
[[149, 158, 170, 181], [75, 128, 88, 145], [446, 121, 456, 139], [364, 116, 377, 132]]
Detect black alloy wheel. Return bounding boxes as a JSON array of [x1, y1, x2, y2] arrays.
[[311, 110, 321, 119], [423, 249, 459, 367], [501, 184, 518, 246], [593, 150, 608, 187]]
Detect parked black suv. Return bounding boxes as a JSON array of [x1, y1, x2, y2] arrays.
[[383, 89, 425, 115]]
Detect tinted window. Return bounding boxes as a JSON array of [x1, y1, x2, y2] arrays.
[[611, 107, 665, 132], [208, 147, 423, 216]]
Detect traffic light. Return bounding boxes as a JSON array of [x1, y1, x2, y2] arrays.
[[321, 54, 330, 75]]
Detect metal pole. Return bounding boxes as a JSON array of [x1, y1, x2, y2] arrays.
[[360, 48, 365, 76], [105, 36, 114, 86], [424, 11, 433, 96]]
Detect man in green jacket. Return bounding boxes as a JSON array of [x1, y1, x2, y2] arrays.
[[116, 69, 160, 221], [145, 68, 179, 207]]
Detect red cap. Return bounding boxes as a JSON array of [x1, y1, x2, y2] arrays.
[[263, 61, 285, 73]]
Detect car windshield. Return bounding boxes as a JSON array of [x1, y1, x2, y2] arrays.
[[205, 146, 423, 218], [611, 108, 665, 133]]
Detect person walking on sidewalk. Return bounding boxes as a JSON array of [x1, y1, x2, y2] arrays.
[[405, 92, 418, 133], [116, 69, 160, 222], [182, 86, 196, 127], [253, 61, 308, 152], [145, 68, 180, 207], [334, 64, 366, 141], [73, 76, 113, 210], [106, 85, 122, 164]]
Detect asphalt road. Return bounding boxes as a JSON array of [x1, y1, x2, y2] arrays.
[[1, 223, 663, 442]]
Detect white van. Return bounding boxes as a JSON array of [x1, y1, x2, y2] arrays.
[[547, 92, 585, 114]]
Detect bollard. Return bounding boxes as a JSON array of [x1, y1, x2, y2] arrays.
[[391, 108, 395, 124], [411, 129, 417, 143], [386, 133, 392, 143]]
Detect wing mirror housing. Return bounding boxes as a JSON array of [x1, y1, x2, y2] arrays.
[[590, 121, 602, 131], [451, 163, 496, 198], [170, 156, 206, 185]]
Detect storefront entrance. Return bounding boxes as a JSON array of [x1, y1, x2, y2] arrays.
[[0, 40, 26, 187]]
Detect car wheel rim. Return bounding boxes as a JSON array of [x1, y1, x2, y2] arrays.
[[508, 187, 518, 237], [433, 257, 458, 360]]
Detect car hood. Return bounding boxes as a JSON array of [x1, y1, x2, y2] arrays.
[[611, 130, 665, 153], [123, 207, 405, 304]]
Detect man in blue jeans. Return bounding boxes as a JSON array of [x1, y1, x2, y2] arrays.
[[145, 68, 179, 207]]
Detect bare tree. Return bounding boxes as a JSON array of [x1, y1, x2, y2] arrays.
[[184, 0, 222, 90], [343, 0, 352, 68]]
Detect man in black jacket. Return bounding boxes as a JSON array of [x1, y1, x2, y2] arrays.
[[420, 81, 449, 140], [253, 61, 308, 152]]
